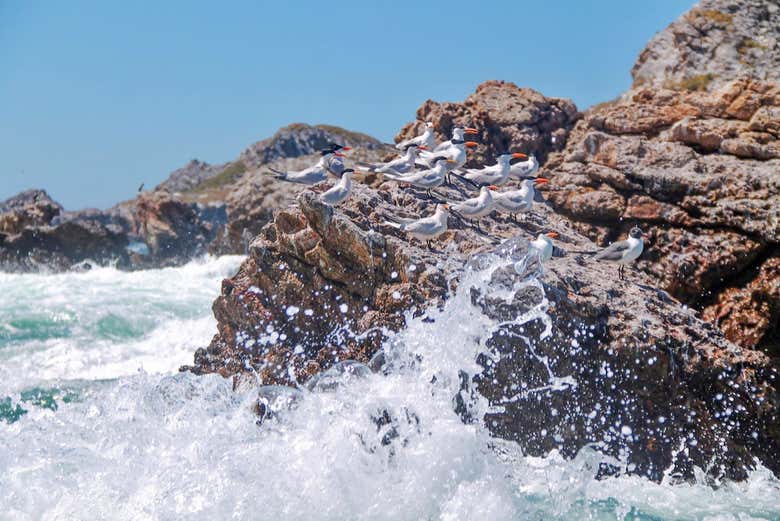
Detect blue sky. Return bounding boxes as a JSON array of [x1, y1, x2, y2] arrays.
[[1, 0, 692, 209]]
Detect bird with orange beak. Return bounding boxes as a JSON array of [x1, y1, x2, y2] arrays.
[[324, 143, 352, 178], [432, 125, 480, 152], [513, 231, 560, 278], [457, 152, 528, 187], [450, 185, 499, 231], [492, 176, 550, 222]]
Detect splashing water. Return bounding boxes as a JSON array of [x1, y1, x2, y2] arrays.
[[0, 254, 778, 520]]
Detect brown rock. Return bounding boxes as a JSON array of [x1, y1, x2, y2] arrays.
[[184, 179, 779, 482], [544, 78, 780, 352], [395, 80, 580, 166]]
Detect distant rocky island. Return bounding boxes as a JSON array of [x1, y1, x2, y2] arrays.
[[2, 0, 777, 482]]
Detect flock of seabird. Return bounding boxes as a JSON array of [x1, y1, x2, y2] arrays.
[[267, 123, 644, 279]]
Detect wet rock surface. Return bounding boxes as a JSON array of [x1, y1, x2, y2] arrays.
[[184, 179, 779, 482]]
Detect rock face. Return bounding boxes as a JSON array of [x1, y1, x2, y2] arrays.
[[151, 123, 394, 255], [395, 81, 580, 167], [632, 0, 780, 90], [185, 180, 779, 482], [543, 78, 780, 355], [0, 124, 391, 271], [155, 159, 228, 193], [0, 189, 225, 272], [239, 123, 388, 170]]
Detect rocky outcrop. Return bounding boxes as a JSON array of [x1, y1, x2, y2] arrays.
[[0, 124, 391, 270], [0, 189, 225, 272], [632, 0, 780, 91], [155, 159, 228, 193], [185, 180, 779, 482], [543, 78, 780, 355], [395, 81, 580, 166], [239, 123, 388, 170]]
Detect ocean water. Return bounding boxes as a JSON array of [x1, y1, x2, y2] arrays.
[[0, 255, 778, 520]]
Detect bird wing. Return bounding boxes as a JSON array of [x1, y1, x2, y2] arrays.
[[433, 140, 452, 152], [452, 197, 482, 213], [594, 240, 631, 261], [320, 184, 349, 205]]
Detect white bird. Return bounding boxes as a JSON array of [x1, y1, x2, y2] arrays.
[[269, 150, 344, 185], [396, 122, 436, 151], [319, 169, 354, 206], [357, 144, 425, 175], [419, 139, 479, 185], [492, 177, 550, 221], [383, 204, 451, 247], [513, 232, 559, 277], [451, 185, 497, 228], [509, 154, 539, 180], [593, 227, 645, 280], [432, 126, 479, 152], [381, 157, 455, 196], [459, 152, 528, 186]]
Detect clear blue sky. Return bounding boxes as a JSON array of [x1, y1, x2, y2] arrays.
[[1, 0, 692, 210]]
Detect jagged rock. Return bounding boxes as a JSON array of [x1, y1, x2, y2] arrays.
[[0, 189, 225, 272], [155, 159, 228, 193], [184, 180, 779, 482], [703, 253, 780, 350], [632, 0, 780, 90], [543, 78, 780, 354], [0, 189, 62, 235], [395, 81, 580, 166], [239, 123, 389, 170]]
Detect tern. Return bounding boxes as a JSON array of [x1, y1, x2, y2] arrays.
[[357, 144, 425, 175], [432, 126, 479, 152], [383, 204, 451, 247], [492, 177, 550, 222], [319, 169, 355, 206], [381, 157, 455, 197], [509, 154, 539, 180], [396, 122, 436, 151], [269, 149, 344, 185], [324, 143, 352, 177], [458, 152, 528, 186], [593, 227, 644, 280], [514, 232, 559, 277], [451, 185, 497, 230], [420, 139, 479, 183]]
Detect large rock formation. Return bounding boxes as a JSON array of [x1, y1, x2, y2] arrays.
[[395, 81, 579, 167], [0, 189, 225, 272], [159, 123, 394, 255], [632, 0, 780, 90], [0, 124, 391, 271], [543, 78, 780, 355], [185, 180, 779, 482]]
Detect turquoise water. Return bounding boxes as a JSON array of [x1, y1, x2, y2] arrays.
[[0, 256, 778, 520]]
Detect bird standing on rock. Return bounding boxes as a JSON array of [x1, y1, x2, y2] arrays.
[[269, 148, 345, 185], [383, 203, 451, 248], [513, 231, 559, 277], [509, 154, 539, 180], [450, 185, 497, 230], [357, 144, 425, 175], [593, 227, 644, 280], [430, 125, 479, 153], [458, 152, 528, 186], [381, 157, 455, 197], [396, 121, 436, 151], [492, 177, 550, 221], [319, 169, 355, 206]]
